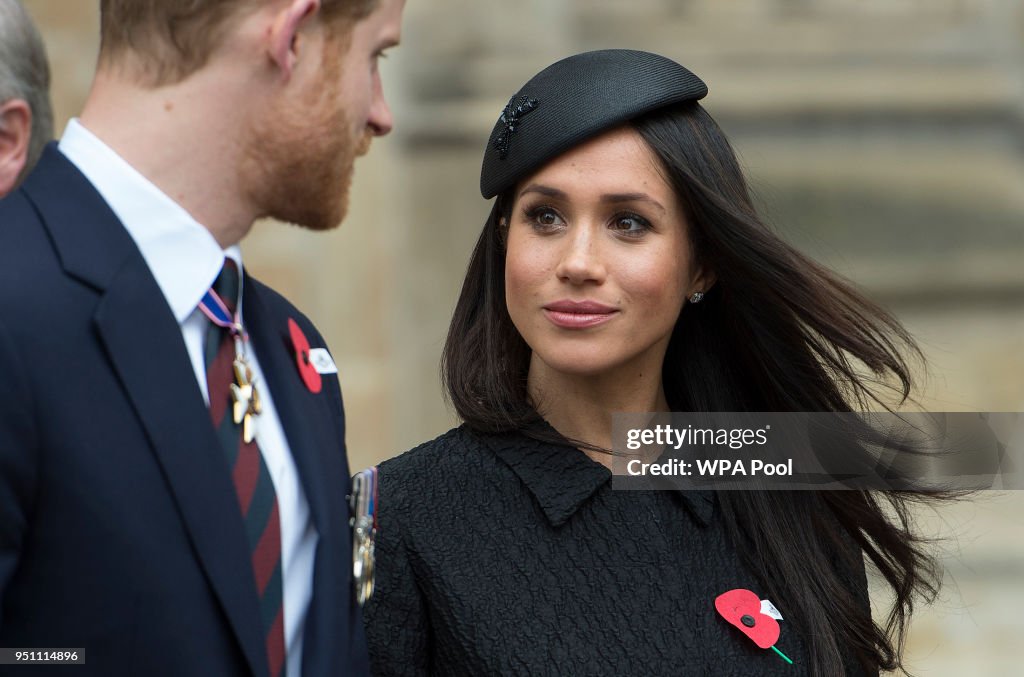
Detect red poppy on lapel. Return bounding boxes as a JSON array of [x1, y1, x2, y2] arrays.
[[288, 318, 322, 394], [714, 588, 780, 649]]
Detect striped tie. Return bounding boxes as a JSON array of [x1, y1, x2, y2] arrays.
[[204, 260, 286, 677]]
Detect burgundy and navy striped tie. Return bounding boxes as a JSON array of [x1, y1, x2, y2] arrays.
[[204, 260, 286, 677]]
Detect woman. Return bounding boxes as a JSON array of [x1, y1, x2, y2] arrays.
[[362, 50, 940, 676]]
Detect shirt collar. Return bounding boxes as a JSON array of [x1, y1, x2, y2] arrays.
[[474, 420, 714, 528], [58, 118, 242, 322]]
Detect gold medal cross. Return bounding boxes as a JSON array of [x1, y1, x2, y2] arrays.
[[230, 357, 263, 443]]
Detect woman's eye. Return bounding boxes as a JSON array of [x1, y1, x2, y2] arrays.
[[612, 213, 651, 235], [526, 207, 565, 229]]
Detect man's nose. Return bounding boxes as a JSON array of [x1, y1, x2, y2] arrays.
[[367, 72, 393, 136]]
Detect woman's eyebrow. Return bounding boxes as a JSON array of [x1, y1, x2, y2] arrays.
[[601, 192, 666, 214], [518, 184, 565, 199]]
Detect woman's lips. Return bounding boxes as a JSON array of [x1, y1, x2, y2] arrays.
[[542, 300, 618, 329]]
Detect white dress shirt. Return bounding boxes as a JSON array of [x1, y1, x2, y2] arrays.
[[60, 119, 316, 677]]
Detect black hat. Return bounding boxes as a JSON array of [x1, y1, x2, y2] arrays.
[[479, 49, 708, 199]]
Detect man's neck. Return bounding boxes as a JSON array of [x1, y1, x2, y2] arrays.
[[79, 70, 261, 248]]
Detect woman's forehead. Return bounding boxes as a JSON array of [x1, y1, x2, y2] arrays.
[[515, 127, 673, 203]]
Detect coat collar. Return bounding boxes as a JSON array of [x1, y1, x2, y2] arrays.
[[23, 144, 138, 292], [58, 120, 231, 324], [474, 420, 714, 528]]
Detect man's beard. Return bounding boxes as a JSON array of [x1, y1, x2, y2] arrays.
[[241, 83, 371, 232]]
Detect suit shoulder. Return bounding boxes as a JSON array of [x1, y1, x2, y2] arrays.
[[0, 191, 51, 262], [0, 192, 65, 312], [245, 275, 327, 341], [379, 426, 485, 472], [376, 426, 496, 505], [246, 275, 305, 318], [0, 187, 36, 222]]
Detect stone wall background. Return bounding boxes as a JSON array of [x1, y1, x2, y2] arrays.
[[21, 0, 1024, 673]]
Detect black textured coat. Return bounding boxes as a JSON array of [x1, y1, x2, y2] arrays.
[[363, 424, 871, 676]]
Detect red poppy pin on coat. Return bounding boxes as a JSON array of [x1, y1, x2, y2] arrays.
[[288, 318, 322, 394], [715, 588, 793, 665]]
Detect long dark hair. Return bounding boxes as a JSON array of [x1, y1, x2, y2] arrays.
[[442, 101, 941, 675]]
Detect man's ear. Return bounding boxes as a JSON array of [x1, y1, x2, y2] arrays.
[[0, 99, 32, 197], [267, 0, 321, 81]]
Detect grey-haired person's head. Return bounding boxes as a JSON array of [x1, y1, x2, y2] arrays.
[[0, 0, 53, 192]]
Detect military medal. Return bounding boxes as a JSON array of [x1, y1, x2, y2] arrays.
[[349, 466, 378, 605], [229, 332, 262, 443], [200, 278, 262, 443]]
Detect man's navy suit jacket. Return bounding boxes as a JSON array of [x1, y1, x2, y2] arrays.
[[0, 146, 370, 676]]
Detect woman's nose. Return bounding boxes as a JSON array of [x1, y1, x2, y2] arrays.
[[554, 225, 606, 285]]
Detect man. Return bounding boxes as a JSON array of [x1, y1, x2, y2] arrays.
[[0, 0, 404, 675], [0, 0, 53, 196]]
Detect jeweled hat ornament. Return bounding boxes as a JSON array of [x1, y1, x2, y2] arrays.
[[479, 49, 708, 199]]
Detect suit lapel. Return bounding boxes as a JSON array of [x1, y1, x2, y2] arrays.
[[243, 280, 349, 675], [27, 148, 269, 677], [241, 280, 330, 543]]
